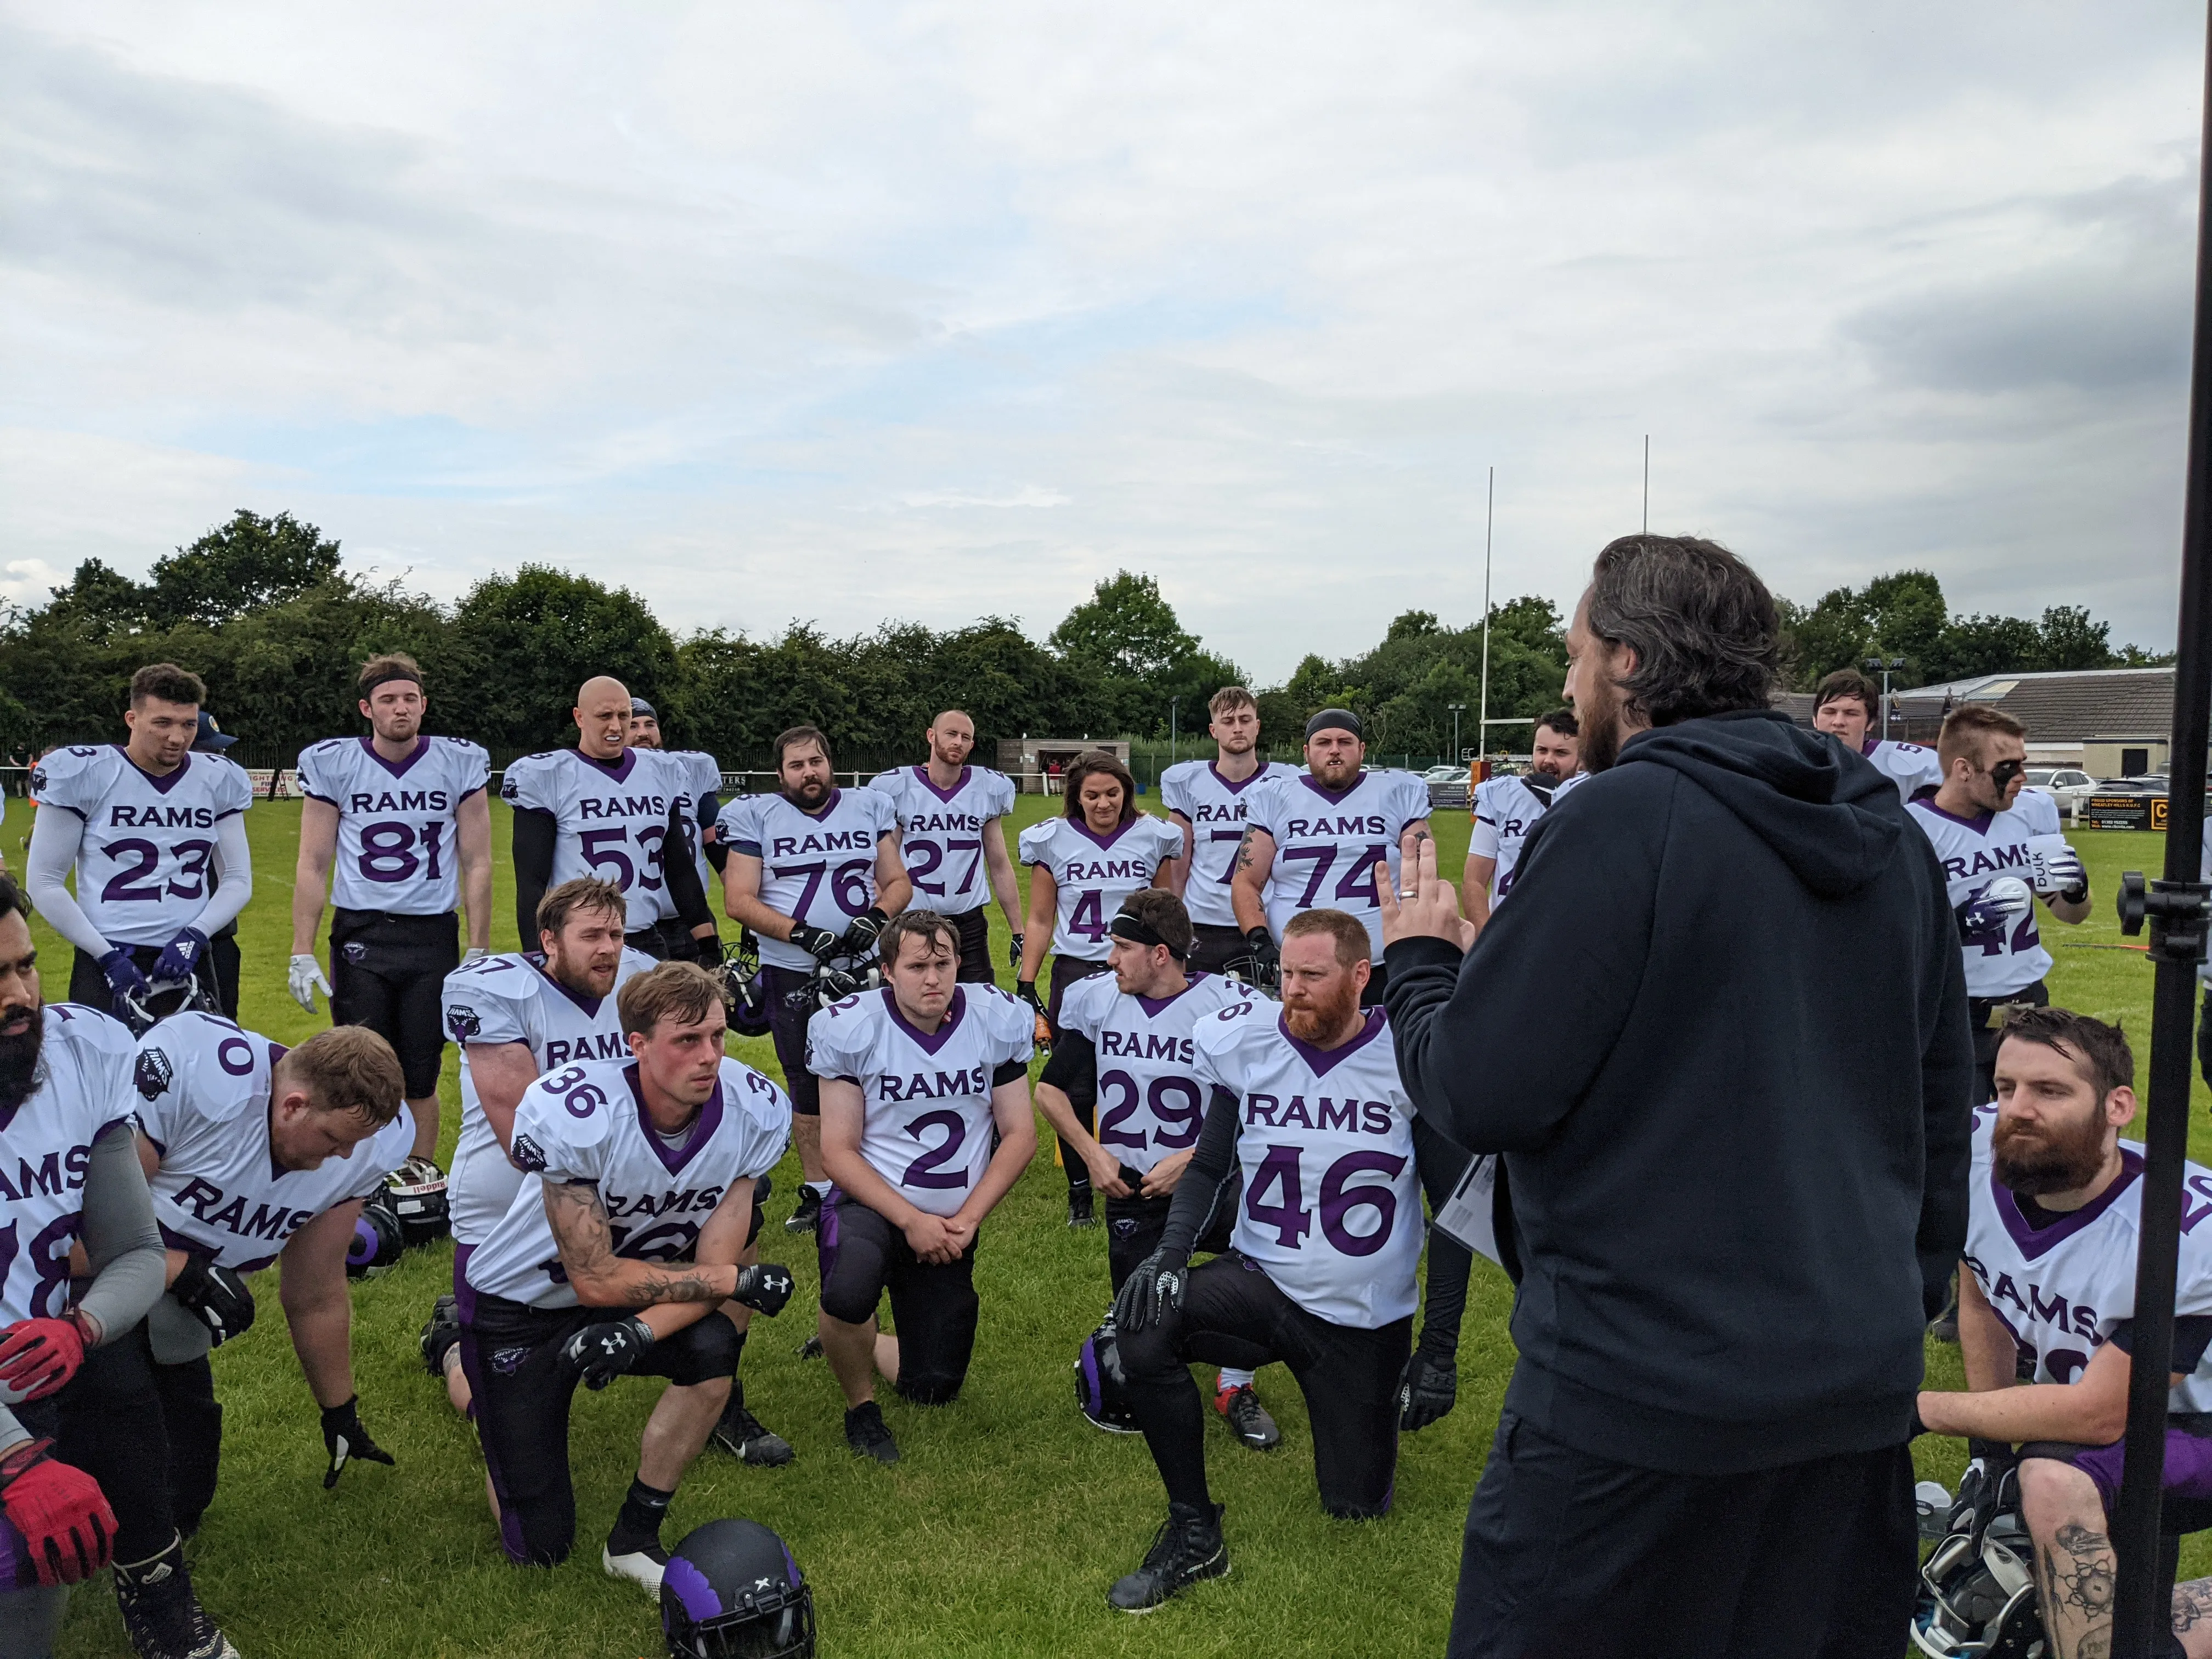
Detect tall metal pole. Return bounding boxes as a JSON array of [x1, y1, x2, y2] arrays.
[[1642, 435, 1649, 533], [1169, 698, 1178, 767], [1477, 468, 1494, 759], [2111, 9, 2212, 1649]]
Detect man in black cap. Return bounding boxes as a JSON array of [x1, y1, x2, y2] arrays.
[[625, 697, 727, 929], [1229, 708, 1431, 1004]]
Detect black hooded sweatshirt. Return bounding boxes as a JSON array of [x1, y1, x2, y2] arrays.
[[1385, 708, 1972, 1474]]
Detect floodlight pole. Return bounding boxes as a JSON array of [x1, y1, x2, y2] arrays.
[[2111, 8, 2212, 1650], [1477, 469, 1494, 758], [1448, 703, 1467, 765]]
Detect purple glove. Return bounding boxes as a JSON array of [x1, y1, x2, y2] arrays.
[[151, 928, 209, 984]]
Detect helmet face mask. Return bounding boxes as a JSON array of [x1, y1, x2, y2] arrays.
[[662, 1519, 816, 1659], [1074, 1316, 1141, 1435], [1911, 1474, 2045, 1659], [118, 976, 222, 1038], [718, 935, 774, 1040]]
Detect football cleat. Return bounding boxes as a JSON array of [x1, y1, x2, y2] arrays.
[[1107, 1501, 1229, 1613], [1067, 1187, 1096, 1228], [1215, 1384, 1280, 1450], [711, 1402, 795, 1467], [419, 1294, 462, 1377], [603, 1540, 669, 1598], [797, 1333, 825, 1361], [786, 1188, 823, 1234], [114, 1535, 238, 1659], [844, 1401, 900, 1464]]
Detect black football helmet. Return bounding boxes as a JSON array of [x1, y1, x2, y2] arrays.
[[1074, 1315, 1140, 1435], [718, 934, 773, 1039], [346, 1191, 405, 1280], [662, 1518, 815, 1658], [384, 1160, 450, 1247], [116, 975, 223, 1038], [782, 955, 882, 1015]]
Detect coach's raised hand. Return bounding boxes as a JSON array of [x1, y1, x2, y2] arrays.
[[1376, 828, 1474, 953]]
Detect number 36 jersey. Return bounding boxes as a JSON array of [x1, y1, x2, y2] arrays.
[[1016, 816, 1183, 962], [0, 1006, 138, 1324], [1055, 972, 1251, 1175], [501, 748, 689, 932], [718, 788, 901, 971], [32, 746, 255, 947], [1195, 1002, 1422, 1329], [805, 985, 1034, 1217], [296, 735, 490, 915]]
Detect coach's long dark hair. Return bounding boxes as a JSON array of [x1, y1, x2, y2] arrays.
[[1584, 535, 1780, 726], [1062, 752, 1138, 827]]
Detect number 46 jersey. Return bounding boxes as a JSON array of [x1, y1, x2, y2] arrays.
[[296, 735, 490, 915], [1056, 972, 1251, 1175], [1195, 1001, 1421, 1329]]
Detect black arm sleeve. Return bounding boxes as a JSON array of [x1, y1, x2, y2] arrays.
[[699, 792, 727, 872], [1155, 1086, 1242, 1264], [1037, 1030, 1099, 1115], [664, 800, 713, 932], [1412, 1115, 1476, 1359], [512, 807, 557, 946]]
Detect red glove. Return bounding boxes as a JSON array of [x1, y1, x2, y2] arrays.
[[0, 1439, 112, 1586], [0, 1318, 87, 1401]]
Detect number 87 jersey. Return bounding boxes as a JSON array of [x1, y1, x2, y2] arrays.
[[1195, 1000, 1422, 1329]]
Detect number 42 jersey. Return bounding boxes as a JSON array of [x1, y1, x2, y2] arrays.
[[296, 735, 490, 915]]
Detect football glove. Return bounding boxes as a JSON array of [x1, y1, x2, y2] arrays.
[[151, 927, 209, 984], [1112, 1248, 1189, 1334], [1955, 877, 2033, 939], [1007, 930, 1024, 970], [1017, 980, 1047, 1018], [0, 1438, 112, 1587], [1946, 1441, 2019, 1543], [1397, 1348, 1457, 1432], [732, 1262, 795, 1317], [461, 946, 488, 966], [1240, 926, 1280, 986], [319, 1395, 396, 1489], [2035, 845, 2088, 902], [839, 907, 890, 956], [288, 952, 334, 1014], [0, 1317, 88, 1402], [95, 946, 150, 1007], [561, 1316, 655, 1391], [789, 923, 842, 963], [170, 1256, 256, 1347]]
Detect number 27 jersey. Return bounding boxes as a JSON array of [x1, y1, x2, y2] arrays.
[[296, 735, 490, 915]]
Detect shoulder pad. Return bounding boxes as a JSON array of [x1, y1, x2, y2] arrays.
[[29, 744, 114, 806], [138, 1014, 268, 1123], [1016, 819, 1056, 859], [515, 1060, 624, 1155]]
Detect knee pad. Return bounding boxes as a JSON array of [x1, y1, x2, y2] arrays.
[[659, 1316, 743, 1385]]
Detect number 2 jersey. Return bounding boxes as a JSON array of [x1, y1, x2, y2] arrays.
[[0, 1005, 138, 1323], [719, 788, 902, 971], [1158, 760, 1302, 929], [1247, 769, 1432, 962], [132, 1013, 415, 1272], [1964, 1103, 2212, 1410], [500, 747, 693, 932], [1052, 971, 1252, 1175], [464, 1054, 791, 1310], [1906, 789, 2066, 997], [1015, 815, 1184, 962], [32, 745, 255, 947], [295, 735, 490, 915], [440, 946, 659, 1248], [1194, 1001, 1423, 1328], [804, 984, 1035, 1217], [867, 765, 1015, 917]]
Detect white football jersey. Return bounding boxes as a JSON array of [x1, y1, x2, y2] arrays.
[[464, 1055, 791, 1310], [662, 750, 724, 895], [1194, 1001, 1423, 1328], [1907, 792, 2066, 997], [0, 1006, 138, 1323], [1467, 774, 1570, 904], [441, 947, 658, 1248], [868, 765, 1016, 917], [1016, 816, 1184, 962], [1248, 769, 1433, 962], [1965, 1104, 2212, 1410], [295, 735, 491, 915], [32, 746, 255, 947], [132, 1013, 414, 1272], [1860, 740, 1943, 804], [1056, 972, 1252, 1175], [719, 789, 902, 970], [500, 748, 691, 931], [1159, 761, 1302, 929], [804, 984, 1034, 1217]]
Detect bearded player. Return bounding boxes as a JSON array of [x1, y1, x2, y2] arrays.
[[1462, 708, 1578, 934], [1160, 688, 1301, 975], [868, 710, 1023, 984], [1812, 669, 1942, 803], [1105, 909, 1473, 1611], [1033, 889, 1280, 1451], [625, 698, 726, 926]]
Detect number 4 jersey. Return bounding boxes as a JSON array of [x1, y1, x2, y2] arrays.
[[1016, 815, 1184, 962], [296, 735, 491, 915], [1248, 769, 1432, 963], [804, 985, 1035, 1217], [500, 748, 692, 932], [1054, 972, 1252, 1175], [718, 788, 901, 970], [0, 1005, 139, 1323]]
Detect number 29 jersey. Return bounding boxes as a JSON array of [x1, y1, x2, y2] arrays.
[[805, 985, 1034, 1217], [867, 765, 1015, 917], [1195, 1002, 1422, 1329], [296, 735, 490, 915], [1248, 769, 1432, 963], [1055, 971, 1252, 1175], [0, 1005, 138, 1323], [1907, 791, 2064, 997], [32, 746, 255, 947], [719, 788, 902, 970], [1016, 815, 1184, 962], [500, 748, 688, 932]]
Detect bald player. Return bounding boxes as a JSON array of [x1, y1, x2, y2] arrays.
[[867, 711, 1023, 985], [501, 678, 719, 964]]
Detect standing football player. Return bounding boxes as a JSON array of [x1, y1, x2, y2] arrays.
[[1104, 909, 1473, 1611], [868, 710, 1022, 985], [1462, 708, 1579, 933], [719, 725, 910, 1235], [1232, 709, 1430, 1003], [1016, 752, 1183, 1226], [291, 653, 494, 1177], [503, 676, 719, 964], [804, 911, 1036, 1463], [1033, 890, 1280, 1451], [132, 1019, 414, 1542], [25, 664, 253, 1019], [1812, 668, 1943, 803], [1160, 688, 1301, 975], [456, 962, 794, 1592], [187, 709, 247, 1020], [626, 697, 726, 930]]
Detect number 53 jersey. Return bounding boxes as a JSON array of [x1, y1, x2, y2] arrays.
[[1055, 972, 1252, 1176], [1195, 1001, 1421, 1329], [296, 735, 490, 915], [501, 748, 690, 932], [805, 985, 1034, 1217]]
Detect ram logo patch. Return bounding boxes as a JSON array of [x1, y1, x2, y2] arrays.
[[133, 1049, 173, 1102], [509, 1134, 548, 1173], [446, 1006, 481, 1040]]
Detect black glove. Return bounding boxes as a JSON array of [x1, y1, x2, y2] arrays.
[[1112, 1248, 1189, 1334], [1007, 931, 1024, 970], [733, 1262, 794, 1317], [170, 1257, 255, 1347], [839, 907, 889, 956], [560, 1316, 655, 1390], [319, 1396, 396, 1489], [789, 923, 842, 962], [1240, 926, 1280, 985], [1397, 1347, 1457, 1431], [1946, 1441, 2019, 1542], [1017, 980, 1047, 1018]]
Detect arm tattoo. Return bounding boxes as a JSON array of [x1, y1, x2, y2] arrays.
[[544, 1180, 724, 1307], [2175, 1577, 2212, 1634], [1234, 828, 1257, 872]]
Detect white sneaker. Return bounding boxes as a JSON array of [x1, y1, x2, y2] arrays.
[[602, 1542, 669, 1597]]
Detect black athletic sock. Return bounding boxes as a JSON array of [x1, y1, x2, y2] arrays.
[[607, 1477, 675, 1556], [1124, 1373, 1212, 1510]]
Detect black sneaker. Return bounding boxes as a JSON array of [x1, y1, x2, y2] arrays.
[[1214, 1383, 1280, 1450], [420, 1293, 461, 1377], [1068, 1186, 1096, 1228], [712, 1402, 795, 1466], [115, 1536, 239, 1659], [1928, 1308, 1961, 1344], [786, 1187, 824, 1234], [1107, 1502, 1229, 1613], [845, 1401, 900, 1464]]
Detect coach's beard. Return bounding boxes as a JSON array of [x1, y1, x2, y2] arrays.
[[1577, 677, 1625, 774], [1992, 1110, 2109, 1198], [0, 1002, 45, 1114]]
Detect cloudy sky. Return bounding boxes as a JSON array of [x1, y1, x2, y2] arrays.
[[2, 2, 2202, 679]]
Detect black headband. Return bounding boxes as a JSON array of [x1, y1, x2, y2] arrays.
[[1109, 911, 1187, 960], [1306, 707, 1363, 741], [362, 665, 421, 695]]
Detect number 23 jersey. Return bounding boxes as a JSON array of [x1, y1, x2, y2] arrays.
[[805, 985, 1034, 1217], [296, 735, 490, 915], [1055, 971, 1251, 1175], [1016, 815, 1183, 962], [32, 746, 254, 947], [718, 788, 901, 971], [1195, 1001, 1421, 1329]]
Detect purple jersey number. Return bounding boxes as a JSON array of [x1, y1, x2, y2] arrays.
[[1245, 1144, 1406, 1256], [901, 1110, 970, 1189]]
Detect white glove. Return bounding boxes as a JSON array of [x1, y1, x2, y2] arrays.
[[461, 947, 488, 966], [288, 953, 334, 1013], [2035, 847, 2086, 900]]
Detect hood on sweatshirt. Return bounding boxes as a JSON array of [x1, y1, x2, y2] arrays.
[[1616, 708, 1903, 900]]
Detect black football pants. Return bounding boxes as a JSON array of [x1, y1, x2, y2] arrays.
[[816, 1193, 979, 1406], [329, 908, 460, 1098]]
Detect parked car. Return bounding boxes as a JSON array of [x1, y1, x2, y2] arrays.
[[1421, 764, 1470, 809], [2091, 773, 2168, 793], [2024, 768, 2100, 820]]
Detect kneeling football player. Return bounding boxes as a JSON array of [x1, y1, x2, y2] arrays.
[[1034, 889, 1282, 1449], [805, 909, 1036, 1463], [457, 961, 795, 1593], [1107, 908, 1474, 1612]]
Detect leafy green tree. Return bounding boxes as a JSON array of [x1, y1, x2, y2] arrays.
[[150, 510, 342, 627], [1048, 572, 1199, 681], [442, 566, 676, 755]]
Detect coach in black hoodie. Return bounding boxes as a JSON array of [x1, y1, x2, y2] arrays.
[[1383, 535, 1972, 1659]]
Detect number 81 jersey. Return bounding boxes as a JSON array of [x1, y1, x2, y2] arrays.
[[31, 746, 253, 947], [297, 736, 490, 915], [1196, 1001, 1421, 1329]]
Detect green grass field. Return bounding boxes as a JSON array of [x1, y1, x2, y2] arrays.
[[32, 797, 2212, 1656]]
